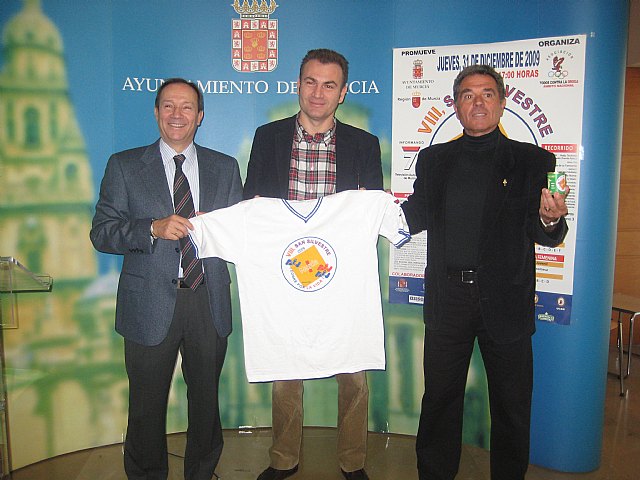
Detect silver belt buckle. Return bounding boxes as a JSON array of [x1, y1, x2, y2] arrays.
[[461, 270, 476, 284]]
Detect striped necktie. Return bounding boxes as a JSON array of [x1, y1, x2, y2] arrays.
[[173, 154, 203, 290]]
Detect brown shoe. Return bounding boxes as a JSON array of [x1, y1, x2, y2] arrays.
[[341, 468, 369, 479], [257, 465, 299, 480]]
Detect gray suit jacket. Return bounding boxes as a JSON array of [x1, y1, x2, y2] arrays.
[[90, 140, 243, 345]]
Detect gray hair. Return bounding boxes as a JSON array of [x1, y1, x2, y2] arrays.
[[453, 65, 505, 103]]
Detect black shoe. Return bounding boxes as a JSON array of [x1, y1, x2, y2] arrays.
[[257, 465, 299, 480], [341, 468, 369, 479]]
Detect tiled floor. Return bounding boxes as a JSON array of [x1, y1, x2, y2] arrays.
[[11, 352, 639, 480]]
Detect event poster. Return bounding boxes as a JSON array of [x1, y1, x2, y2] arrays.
[[390, 35, 585, 325]]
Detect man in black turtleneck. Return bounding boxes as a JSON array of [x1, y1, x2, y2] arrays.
[[401, 64, 569, 480]]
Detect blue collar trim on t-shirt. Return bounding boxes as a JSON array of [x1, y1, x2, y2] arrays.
[[282, 197, 323, 223]]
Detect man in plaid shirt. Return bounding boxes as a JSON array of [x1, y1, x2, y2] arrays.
[[244, 49, 383, 480]]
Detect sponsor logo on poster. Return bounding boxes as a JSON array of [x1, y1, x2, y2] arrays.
[[412, 59, 423, 79], [540, 48, 578, 88]]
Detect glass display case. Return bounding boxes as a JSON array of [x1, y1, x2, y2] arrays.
[[0, 257, 52, 478]]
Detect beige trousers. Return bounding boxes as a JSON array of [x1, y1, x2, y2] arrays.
[[268, 371, 369, 472]]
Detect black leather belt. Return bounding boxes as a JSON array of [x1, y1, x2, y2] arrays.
[[447, 269, 478, 284]]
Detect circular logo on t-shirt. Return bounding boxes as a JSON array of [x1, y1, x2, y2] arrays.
[[281, 237, 337, 292]]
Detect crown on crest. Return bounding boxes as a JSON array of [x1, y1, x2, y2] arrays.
[[232, 0, 278, 16]]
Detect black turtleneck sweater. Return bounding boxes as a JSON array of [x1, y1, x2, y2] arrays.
[[444, 128, 500, 269]]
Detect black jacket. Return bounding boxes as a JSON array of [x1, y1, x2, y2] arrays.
[[401, 131, 568, 343], [243, 115, 383, 198]]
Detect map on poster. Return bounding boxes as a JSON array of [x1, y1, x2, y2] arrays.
[[390, 35, 586, 325]]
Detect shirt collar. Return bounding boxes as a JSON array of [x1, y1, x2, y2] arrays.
[[159, 139, 197, 166], [295, 115, 336, 146]]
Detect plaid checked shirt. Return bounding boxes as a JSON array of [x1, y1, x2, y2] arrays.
[[287, 117, 337, 201]]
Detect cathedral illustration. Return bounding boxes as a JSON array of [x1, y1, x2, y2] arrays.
[[0, 0, 125, 467]]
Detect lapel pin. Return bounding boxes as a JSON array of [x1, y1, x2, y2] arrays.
[[502, 179, 508, 187]]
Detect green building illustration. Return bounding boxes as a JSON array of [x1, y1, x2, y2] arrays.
[[0, 0, 122, 468]]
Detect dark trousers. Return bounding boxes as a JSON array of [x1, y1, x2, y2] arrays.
[[416, 277, 533, 480], [124, 286, 227, 480]]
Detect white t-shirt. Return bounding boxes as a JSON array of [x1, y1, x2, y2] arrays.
[[188, 190, 410, 382]]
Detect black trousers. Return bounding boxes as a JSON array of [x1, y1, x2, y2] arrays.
[[124, 286, 227, 480], [416, 277, 533, 480]]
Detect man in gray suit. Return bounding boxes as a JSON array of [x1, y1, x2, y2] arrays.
[[91, 78, 242, 480]]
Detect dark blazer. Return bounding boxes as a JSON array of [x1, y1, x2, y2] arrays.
[[90, 140, 243, 345], [243, 115, 383, 199], [401, 131, 568, 344]]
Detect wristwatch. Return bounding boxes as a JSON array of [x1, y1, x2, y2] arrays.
[[150, 219, 158, 239]]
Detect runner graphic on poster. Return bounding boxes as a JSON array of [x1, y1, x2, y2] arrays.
[[390, 35, 585, 325]]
